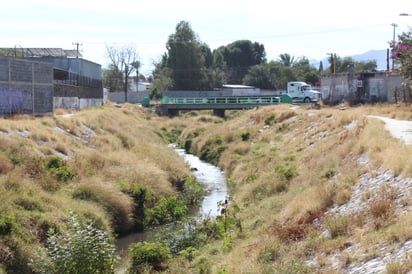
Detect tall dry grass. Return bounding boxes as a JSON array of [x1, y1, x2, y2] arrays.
[[172, 103, 412, 273], [0, 104, 197, 271]]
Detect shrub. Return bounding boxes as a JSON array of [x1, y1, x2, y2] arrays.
[[264, 113, 276, 125], [30, 213, 118, 274], [275, 163, 297, 181], [184, 139, 192, 153], [118, 183, 157, 232], [199, 146, 225, 166], [321, 165, 336, 179], [45, 156, 63, 170], [128, 241, 171, 273], [182, 176, 204, 205], [368, 185, 397, 221], [45, 156, 74, 182], [0, 215, 15, 235], [157, 219, 204, 255], [270, 223, 310, 242], [146, 196, 188, 225], [240, 132, 250, 141]]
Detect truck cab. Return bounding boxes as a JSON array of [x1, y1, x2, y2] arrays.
[[286, 82, 320, 103]]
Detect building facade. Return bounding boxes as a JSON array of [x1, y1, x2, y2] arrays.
[[320, 66, 404, 104], [0, 56, 53, 115], [0, 48, 103, 115]]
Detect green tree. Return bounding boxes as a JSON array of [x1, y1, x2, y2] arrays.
[[325, 54, 377, 74], [242, 55, 320, 90], [391, 28, 412, 102], [102, 64, 123, 93], [304, 71, 320, 86], [243, 64, 273, 89], [213, 40, 266, 84], [278, 53, 295, 67], [318, 60, 324, 74], [150, 65, 173, 100], [166, 21, 205, 90], [292, 57, 318, 82], [354, 60, 377, 72]]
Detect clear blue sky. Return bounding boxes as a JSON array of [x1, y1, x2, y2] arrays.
[[1, 0, 412, 75]]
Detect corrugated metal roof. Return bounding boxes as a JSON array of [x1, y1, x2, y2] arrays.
[[0, 48, 82, 58]]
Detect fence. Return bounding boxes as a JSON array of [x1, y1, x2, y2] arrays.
[[0, 57, 53, 115]]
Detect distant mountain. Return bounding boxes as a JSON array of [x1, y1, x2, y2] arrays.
[[351, 49, 389, 71], [310, 49, 390, 71]]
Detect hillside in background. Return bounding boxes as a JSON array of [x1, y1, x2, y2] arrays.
[[311, 49, 389, 71]]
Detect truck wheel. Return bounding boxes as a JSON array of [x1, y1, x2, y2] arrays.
[[304, 97, 311, 103]]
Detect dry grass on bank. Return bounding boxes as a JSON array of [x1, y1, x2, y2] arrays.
[[1, 102, 412, 273], [168, 103, 412, 273], [0, 104, 195, 271]]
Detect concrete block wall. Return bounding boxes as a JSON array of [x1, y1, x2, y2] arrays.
[[108, 91, 138, 104]]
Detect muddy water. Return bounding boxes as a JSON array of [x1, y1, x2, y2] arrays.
[[115, 146, 228, 272]]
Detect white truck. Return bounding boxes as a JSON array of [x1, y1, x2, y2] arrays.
[[286, 81, 320, 103]]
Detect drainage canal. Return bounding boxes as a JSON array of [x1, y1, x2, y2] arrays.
[[115, 145, 228, 271]]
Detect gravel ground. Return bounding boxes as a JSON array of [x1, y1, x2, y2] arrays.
[[312, 116, 412, 273]]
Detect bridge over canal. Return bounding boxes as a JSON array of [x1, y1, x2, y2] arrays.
[[149, 94, 293, 117]]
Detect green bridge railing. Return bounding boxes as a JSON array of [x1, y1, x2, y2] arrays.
[[141, 94, 292, 107]]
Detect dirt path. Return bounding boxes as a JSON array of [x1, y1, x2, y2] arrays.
[[368, 115, 412, 145]]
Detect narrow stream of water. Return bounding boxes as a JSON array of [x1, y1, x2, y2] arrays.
[[174, 146, 228, 218], [115, 146, 228, 272]]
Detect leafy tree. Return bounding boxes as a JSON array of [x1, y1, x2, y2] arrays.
[[213, 40, 266, 84], [243, 64, 273, 89], [200, 42, 213, 68], [243, 57, 319, 90], [326, 54, 377, 74], [166, 21, 205, 90], [201, 67, 226, 90], [391, 28, 412, 102], [212, 49, 227, 70], [292, 57, 318, 81], [354, 60, 377, 72], [150, 66, 173, 100], [318, 61, 324, 74], [304, 71, 320, 86], [278, 53, 295, 67]]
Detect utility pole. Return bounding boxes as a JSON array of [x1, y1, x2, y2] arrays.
[[72, 42, 82, 86], [390, 23, 398, 71], [72, 42, 82, 58], [125, 64, 128, 103]]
